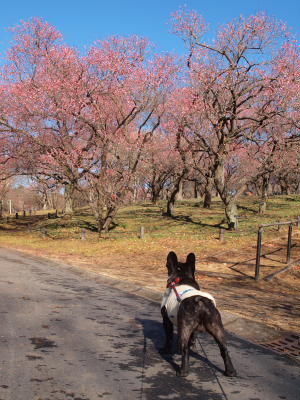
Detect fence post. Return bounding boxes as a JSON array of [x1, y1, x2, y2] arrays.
[[255, 228, 263, 280], [287, 223, 293, 264], [139, 226, 145, 239], [219, 227, 225, 242], [41, 228, 47, 238], [234, 216, 239, 231], [81, 228, 87, 240]]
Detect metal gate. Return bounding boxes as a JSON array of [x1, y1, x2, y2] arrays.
[[255, 219, 300, 280]]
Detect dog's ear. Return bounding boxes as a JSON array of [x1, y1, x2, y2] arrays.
[[185, 253, 196, 279], [166, 251, 178, 276], [186, 253, 196, 266]]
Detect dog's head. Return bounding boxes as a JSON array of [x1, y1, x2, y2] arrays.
[[166, 251, 197, 287]]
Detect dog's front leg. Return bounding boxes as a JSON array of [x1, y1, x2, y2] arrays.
[[161, 306, 173, 354]]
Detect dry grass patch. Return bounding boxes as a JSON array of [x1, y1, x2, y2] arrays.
[[0, 196, 300, 333]]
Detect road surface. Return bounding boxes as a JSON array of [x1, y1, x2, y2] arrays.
[[0, 247, 299, 400]]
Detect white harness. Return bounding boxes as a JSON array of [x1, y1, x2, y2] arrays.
[[161, 284, 216, 325]]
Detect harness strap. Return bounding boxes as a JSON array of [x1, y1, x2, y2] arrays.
[[170, 281, 181, 303]]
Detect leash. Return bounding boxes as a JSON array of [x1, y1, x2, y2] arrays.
[[196, 337, 230, 400]]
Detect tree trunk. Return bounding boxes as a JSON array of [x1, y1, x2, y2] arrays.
[[175, 180, 183, 201], [225, 199, 238, 230], [259, 175, 270, 214], [203, 177, 214, 209], [280, 182, 288, 195], [103, 206, 117, 232], [166, 199, 174, 217], [96, 206, 118, 237], [97, 218, 104, 238], [151, 183, 161, 204], [166, 185, 178, 217], [42, 192, 48, 210], [214, 158, 241, 230], [64, 183, 75, 215], [194, 181, 201, 199], [162, 188, 168, 200], [166, 174, 185, 217]]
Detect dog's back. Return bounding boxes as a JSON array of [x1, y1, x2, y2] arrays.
[[161, 284, 216, 325]]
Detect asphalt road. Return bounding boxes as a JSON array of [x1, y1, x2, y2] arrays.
[[0, 247, 299, 400]]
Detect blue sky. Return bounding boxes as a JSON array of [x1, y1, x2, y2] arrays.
[[1, 0, 300, 58]]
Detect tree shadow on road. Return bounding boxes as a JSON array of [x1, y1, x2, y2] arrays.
[[136, 317, 227, 399], [137, 318, 224, 375]]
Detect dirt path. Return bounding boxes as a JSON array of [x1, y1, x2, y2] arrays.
[[1, 234, 300, 336], [46, 247, 300, 336]]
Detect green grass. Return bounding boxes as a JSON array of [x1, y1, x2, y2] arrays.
[[0, 195, 299, 263]]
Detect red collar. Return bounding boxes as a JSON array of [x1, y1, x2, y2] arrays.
[[168, 277, 182, 288]]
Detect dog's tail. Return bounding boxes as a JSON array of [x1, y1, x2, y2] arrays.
[[195, 296, 216, 309], [194, 291, 216, 307]]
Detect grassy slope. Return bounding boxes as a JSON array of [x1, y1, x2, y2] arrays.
[[0, 195, 299, 267]]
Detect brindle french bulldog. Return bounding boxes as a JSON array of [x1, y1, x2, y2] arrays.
[[161, 251, 237, 377]]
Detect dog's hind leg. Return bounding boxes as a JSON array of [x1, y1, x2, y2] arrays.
[[160, 306, 174, 354], [177, 322, 196, 377], [205, 314, 237, 377], [188, 331, 198, 349]]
